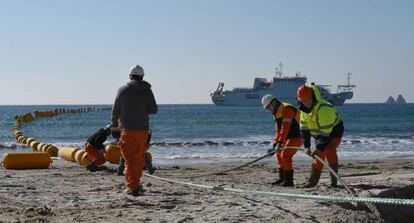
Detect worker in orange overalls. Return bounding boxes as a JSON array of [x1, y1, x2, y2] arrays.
[[262, 94, 303, 187], [111, 64, 158, 196], [84, 125, 111, 172]]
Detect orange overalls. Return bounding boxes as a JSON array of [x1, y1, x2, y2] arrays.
[[312, 135, 342, 170], [84, 127, 111, 167], [273, 103, 303, 171], [119, 130, 149, 191], [84, 144, 106, 166]]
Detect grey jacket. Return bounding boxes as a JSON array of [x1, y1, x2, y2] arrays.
[[111, 80, 158, 130]]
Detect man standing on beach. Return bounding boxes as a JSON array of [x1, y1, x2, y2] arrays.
[[297, 83, 344, 188], [111, 64, 158, 196], [262, 94, 303, 187]]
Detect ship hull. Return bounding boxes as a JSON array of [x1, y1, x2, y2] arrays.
[[212, 89, 353, 106]]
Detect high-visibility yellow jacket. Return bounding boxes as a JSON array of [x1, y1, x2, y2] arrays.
[[299, 84, 341, 138]]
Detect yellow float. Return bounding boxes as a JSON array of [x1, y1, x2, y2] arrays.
[[2, 152, 51, 170], [37, 143, 47, 152], [80, 152, 92, 167], [41, 144, 50, 152], [20, 137, 29, 144], [32, 142, 44, 151], [16, 135, 24, 142], [104, 144, 121, 164], [15, 134, 22, 140], [43, 145, 58, 157], [74, 150, 85, 164], [29, 141, 40, 151], [26, 137, 37, 145], [58, 147, 80, 162], [42, 144, 51, 152]]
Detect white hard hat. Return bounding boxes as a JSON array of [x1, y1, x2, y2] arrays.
[[130, 65, 145, 76], [261, 94, 275, 108]]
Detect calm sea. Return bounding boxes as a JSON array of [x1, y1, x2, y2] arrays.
[[1, 104, 413, 164]]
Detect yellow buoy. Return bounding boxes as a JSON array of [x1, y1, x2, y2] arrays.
[[16, 135, 24, 142], [41, 144, 50, 152], [33, 142, 44, 151], [29, 141, 40, 151], [20, 137, 28, 144], [74, 150, 85, 164], [80, 152, 92, 167], [37, 143, 47, 152], [26, 138, 36, 145], [15, 134, 23, 141], [45, 145, 59, 157], [2, 152, 51, 170], [104, 144, 121, 164], [58, 147, 80, 162]]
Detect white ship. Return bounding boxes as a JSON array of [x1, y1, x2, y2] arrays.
[[211, 63, 355, 106]]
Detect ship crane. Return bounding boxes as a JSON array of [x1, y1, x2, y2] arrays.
[[274, 62, 283, 78]]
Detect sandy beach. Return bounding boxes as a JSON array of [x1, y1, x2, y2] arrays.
[[0, 158, 413, 223]]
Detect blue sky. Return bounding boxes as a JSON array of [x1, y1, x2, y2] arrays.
[[0, 0, 413, 104]]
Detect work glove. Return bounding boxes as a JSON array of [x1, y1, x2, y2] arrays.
[[266, 143, 277, 155], [267, 147, 276, 156], [267, 142, 282, 156], [275, 142, 283, 151]]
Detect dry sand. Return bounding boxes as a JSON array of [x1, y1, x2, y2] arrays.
[[1, 158, 414, 223]]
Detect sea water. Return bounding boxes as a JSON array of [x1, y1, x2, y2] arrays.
[[1, 104, 413, 164]]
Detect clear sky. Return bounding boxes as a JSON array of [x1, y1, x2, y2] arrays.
[[1, 0, 413, 104]]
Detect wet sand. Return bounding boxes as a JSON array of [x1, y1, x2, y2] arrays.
[[1, 158, 413, 222]]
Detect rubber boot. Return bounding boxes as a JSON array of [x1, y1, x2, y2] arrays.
[[144, 152, 156, 175], [271, 168, 284, 185], [117, 156, 125, 176], [280, 170, 294, 187], [124, 188, 139, 197], [329, 163, 339, 188], [137, 184, 146, 194], [303, 168, 322, 188]]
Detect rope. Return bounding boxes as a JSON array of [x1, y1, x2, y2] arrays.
[[143, 173, 414, 206], [161, 146, 355, 195], [174, 152, 273, 178]]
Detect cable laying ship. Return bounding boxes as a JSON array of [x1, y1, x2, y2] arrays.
[[211, 63, 356, 106]]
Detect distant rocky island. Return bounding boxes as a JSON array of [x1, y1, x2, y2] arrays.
[[385, 95, 407, 104]]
